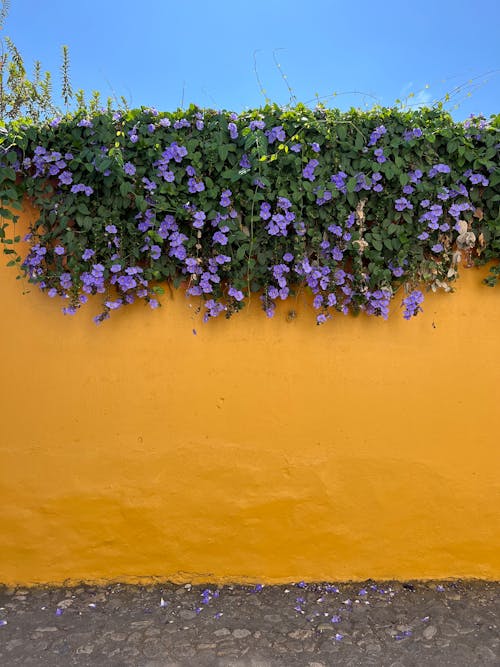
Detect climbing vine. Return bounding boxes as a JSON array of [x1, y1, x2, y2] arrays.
[[0, 103, 499, 324]]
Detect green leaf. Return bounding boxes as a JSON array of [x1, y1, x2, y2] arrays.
[[218, 144, 229, 162]]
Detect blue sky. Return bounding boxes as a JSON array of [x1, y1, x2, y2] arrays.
[[5, 0, 500, 119]]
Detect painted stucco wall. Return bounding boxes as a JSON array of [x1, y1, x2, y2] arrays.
[[1, 206, 499, 585]]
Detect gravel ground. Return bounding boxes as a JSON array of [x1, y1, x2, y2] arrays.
[[0, 580, 498, 666]]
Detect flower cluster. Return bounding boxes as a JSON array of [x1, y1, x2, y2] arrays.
[[1, 104, 498, 327]]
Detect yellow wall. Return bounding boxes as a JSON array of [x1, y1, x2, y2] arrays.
[[1, 205, 499, 585]]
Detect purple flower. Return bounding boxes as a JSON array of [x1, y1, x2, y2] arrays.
[[193, 211, 206, 228], [374, 148, 386, 163], [58, 170, 73, 185], [150, 245, 161, 260], [228, 122, 238, 140], [71, 183, 93, 196], [228, 286, 244, 301], [328, 224, 342, 237], [213, 230, 228, 245], [316, 189, 332, 205], [431, 243, 444, 253], [469, 173, 489, 186], [303, 159, 319, 181], [188, 177, 205, 193], [173, 118, 190, 129], [124, 162, 136, 176], [105, 224, 117, 234], [266, 125, 286, 144], [368, 125, 386, 146], [290, 143, 302, 152], [409, 169, 423, 184], [105, 299, 123, 310], [82, 248, 95, 261], [204, 298, 227, 321], [310, 142, 320, 153], [142, 177, 157, 192], [77, 119, 93, 128], [54, 245, 65, 255], [448, 202, 472, 218], [239, 154, 251, 169], [260, 202, 272, 220], [428, 163, 451, 178], [220, 189, 232, 207], [402, 290, 424, 320], [395, 197, 413, 211], [266, 213, 291, 236], [403, 127, 423, 141], [249, 119, 265, 131], [331, 171, 347, 193]]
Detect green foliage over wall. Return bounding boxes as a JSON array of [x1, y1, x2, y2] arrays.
[[1, 104, 499, 324]]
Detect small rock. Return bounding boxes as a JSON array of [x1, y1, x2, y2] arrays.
[[233, 628, 251, 639], [289, 629, 314, 640], [263, 614, 282, 623], [76, 645, 94, 655], [110, 632, 127, 641], [34, 627, 58, 632], [130, 620, 152, 628], [316, 623, 335, 633], [214, 628, 231, 637], [423, 625, 437, 640], [364, 642, 382, 654], [144, 628, 160, 636], [56, 599, 73, 609], [142, 639, 162, 658], [179, 609, 196, 620]]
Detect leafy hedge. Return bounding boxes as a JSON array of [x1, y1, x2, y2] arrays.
[[0, 104, 499, 324]]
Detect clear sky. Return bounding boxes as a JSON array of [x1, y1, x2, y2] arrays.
[[4, 0, 500, 119]]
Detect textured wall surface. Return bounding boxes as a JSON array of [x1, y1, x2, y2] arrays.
[[0, 206, 499, 585]]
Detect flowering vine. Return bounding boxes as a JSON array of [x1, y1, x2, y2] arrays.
[[0, 104, 499, 325]]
